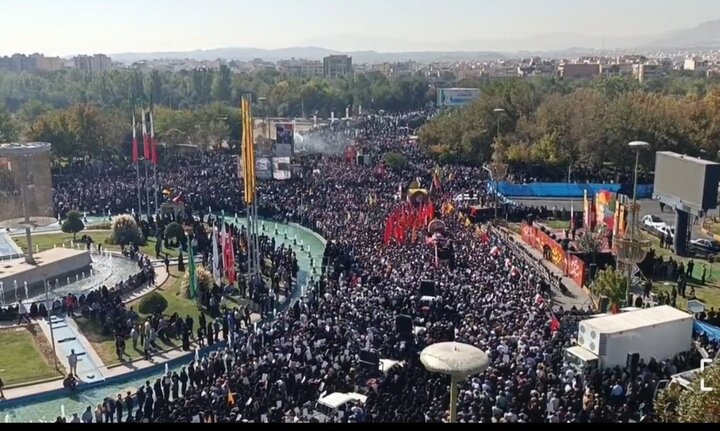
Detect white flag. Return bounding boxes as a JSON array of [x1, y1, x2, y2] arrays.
[[212, 226, 221, 281]]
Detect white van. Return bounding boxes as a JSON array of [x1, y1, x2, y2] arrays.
[[312, 392, 367, 423]]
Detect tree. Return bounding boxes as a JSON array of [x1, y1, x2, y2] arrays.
[[576, 225, 606, 263], [110, 214, 142, 247], [0, 106, 17, 142], [164, 222, 183, 246], [61, 210, 85, 240], [211, 65, 232, 103], [181, 266, 214, 299], [590, 268, 627, 311], [383, 152, 408, 171], [655, 362, 720, 423]]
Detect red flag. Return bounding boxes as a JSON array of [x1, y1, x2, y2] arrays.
[[480, 232, 490, 244], [550, 316, 561, 332], [141, 108, 150, 160], [131, 111, 138, 163], [383, 212, 394, 245], [150, 109, 158, 165], [224, 232, 236, 284]]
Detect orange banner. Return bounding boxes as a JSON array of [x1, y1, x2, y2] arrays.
[[521, 223, 586, 287]]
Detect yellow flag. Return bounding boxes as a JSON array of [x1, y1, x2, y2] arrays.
[[241, 97, 256, 204], [465, 217, 472, 227]]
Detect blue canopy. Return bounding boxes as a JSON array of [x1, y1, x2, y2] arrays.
[[694, 320, 720, 342]]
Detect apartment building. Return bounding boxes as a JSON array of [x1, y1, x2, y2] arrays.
[[558, 63, 601, 79], [323, 55, 353, 79], [72, 54, 112, 74]]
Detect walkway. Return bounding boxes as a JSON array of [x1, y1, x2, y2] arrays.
[[35, 314, 105, 384], [503, 227, 592, 309]]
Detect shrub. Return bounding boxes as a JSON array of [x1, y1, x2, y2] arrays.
[[138, 292, 168, 315], [61, 210, 85, 240], [383, 152, 408, 171], [181, 266, 214, 299], [164, 222, 184, 244], [110, 214, 143, 247]]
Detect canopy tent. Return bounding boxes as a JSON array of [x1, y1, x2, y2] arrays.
[[694, 320, 720, 343]]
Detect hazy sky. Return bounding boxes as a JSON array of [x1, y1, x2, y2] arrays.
[[1, 0, 719, 55]]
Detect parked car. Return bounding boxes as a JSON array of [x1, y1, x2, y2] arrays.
[[689, 238, 720, 259], [642, 215, 667, 232]]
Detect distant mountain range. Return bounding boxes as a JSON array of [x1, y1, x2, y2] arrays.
[[108, 18, 720, 64]]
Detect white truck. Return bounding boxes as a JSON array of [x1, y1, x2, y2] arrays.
[[564, 305, 694, 372]]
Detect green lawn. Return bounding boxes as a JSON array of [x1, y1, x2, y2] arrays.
[[12, 232, 180, 258], [75, 268, 250, 366], [0, 326, 62, 386], [640, 229, 720, 311]]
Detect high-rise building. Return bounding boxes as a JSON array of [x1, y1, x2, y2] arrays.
[[323, 55, 353, 79], [72, 54, 113, 74]]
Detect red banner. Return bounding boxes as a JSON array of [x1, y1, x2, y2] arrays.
[[521, 223, 586, 287]]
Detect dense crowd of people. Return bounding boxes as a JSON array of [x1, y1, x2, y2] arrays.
[[22, 113, 716, 423]]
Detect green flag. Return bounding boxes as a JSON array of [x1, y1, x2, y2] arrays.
[[187, 234, 198, 301]]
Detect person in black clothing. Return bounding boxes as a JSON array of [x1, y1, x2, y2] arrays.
[[198, 313, 206, 334], [115, 394, 123, 423], [171, 372, 180, 400], [162, 373, 172, 400], [187, 363, 196, 389], [185, 315, 194, 338], [196, 326, 205, 347], [179, 367, 188, 395], [207, 322, 214, 346], [153, 378, 163, 402], [124, 391, 134, 420], [182, 327, 191, 351], [104, 397, 115, 423], [143, 397, 153, 420], [136, 386, 145, 410]]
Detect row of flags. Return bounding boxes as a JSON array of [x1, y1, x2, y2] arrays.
[[382, 201, 436, 245], [131, 106, 158, 165]]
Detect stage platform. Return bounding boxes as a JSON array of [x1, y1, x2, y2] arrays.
[[0, 248, 92, 298]]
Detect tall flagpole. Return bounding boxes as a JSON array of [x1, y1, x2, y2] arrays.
[[132, 108, 141, 216], [150, 106, 158, 216]]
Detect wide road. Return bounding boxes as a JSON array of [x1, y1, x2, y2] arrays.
[[512, 198, 710, 240]]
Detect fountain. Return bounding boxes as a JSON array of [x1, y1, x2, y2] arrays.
[[0, 281, 4, 306], [194, 348, 200, 362], [35, 244, 39, 253], [75, 274, 79, 283], [5, 414, 9, 423], [14, 280, 18, 302], [165, 363, 169, 375], [24, 282, 28, 301], [66, 277, 70, 286], [60, 405, 65, 419], [81, 272, 85, 280]]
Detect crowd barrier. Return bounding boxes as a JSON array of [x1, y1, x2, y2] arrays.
[[491, 181, 653, 199], [520, 223, 586, 287]]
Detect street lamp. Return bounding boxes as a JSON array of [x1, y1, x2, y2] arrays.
[[483, 162, 508, 220], [493, 108, 506, 138], [619, 141, 652, 306]]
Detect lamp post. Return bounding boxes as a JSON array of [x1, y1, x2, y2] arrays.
[[620, 141, 651, 305], [44, 276, 58, 370], [493, 108, 505, 139], [484, 163, 508, 220]]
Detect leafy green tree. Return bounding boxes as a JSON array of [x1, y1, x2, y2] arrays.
[[111, 214, 143, 247], [164, 222, 183, 246], [0, 106, 17, 142], [61, 210, 85, 240], [655, 362, 720, 423], [590, 268, 627, 311], [383, 152, 408, 171]]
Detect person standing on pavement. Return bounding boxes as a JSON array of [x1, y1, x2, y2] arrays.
[[67, 349, 78, 376]]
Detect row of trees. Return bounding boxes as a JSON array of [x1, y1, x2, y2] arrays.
[[0, 68, 433, 117], [419, 76, 720, 174]]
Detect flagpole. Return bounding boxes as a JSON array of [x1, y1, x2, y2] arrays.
[[145, 160, 150, 219], [153, 162, 158, 216], [136, 161, 141, 216]]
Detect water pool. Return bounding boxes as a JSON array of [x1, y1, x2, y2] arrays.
[[0, 220, 326, 422]]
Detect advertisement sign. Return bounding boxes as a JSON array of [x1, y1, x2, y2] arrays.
[[436, 88, 481, 107], [273, 157, 291, 180], [275, 123, 294, 157], [256, 157, 272, 180], [521, 223, 586, 287]]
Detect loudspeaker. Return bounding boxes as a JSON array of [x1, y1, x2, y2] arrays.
[[359, 349, 380, 370], [396, 315, 412, 336], [627, 352, 640, 370], [419, 280, 436, 297]]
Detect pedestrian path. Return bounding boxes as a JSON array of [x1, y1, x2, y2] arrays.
[[36, 315, 106, 384]]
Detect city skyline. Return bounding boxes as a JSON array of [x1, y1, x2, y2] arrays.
[[1, 0, 720, 56]]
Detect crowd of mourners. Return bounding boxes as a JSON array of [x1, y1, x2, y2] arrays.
[[32, 113, 719, 423]]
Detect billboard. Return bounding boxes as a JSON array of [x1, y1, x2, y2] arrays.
[[273, 157, 291, 180], [275, 123, 294, 157], [436, 88, 481, 107], [653, 152, 720, 213], [256, 157, 272, 180], [237, 155, 273, 180]]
